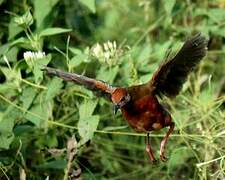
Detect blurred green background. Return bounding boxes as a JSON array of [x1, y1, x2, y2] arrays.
[[0, 0, 225, 179]]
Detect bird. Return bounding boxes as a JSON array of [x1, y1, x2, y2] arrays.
[[42, 33, 208, 162]]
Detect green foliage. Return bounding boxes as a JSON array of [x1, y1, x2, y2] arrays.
[[0, 0, 225, 179], [79, 0, 96, 13], [39, 28, 72, 37]]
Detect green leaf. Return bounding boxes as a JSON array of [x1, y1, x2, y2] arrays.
[[96, 66, 119, 84], [8, 18, 23, 40], [0, 106, 21, 149], [14, 11, 33, 28], [0, 43, 10, 56], [69, 47, 82, 55], [163, 0, 176, 14], [33, 54, 51, 83], [21, 87, 37, 110], [0, 132, 14, 150], [36, 160, 66, 169], [0, 67, 21, 90], [45, 77, 63, 101], [78, 99, 99, 145], [79, 0, 96, 13], [10, 37, 29, 47], [25, 102, 51, 128], [78, 115, 100, 145], [68, 54, 88, 69], [79, 99, 98, 120], [39, 27, 72, 37], [168, 147, 192, 173], [34, 0, 60, 28], [136, 43, 152, 65]]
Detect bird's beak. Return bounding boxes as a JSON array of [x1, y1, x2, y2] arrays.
[[114, 104, 120, 115]]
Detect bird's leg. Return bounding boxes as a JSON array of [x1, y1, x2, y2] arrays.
[[145, 133, 156, 162], [159, 122, 175, 161]]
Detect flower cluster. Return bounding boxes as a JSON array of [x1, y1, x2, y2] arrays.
[[23, 51, 46, 69], [91, 41, 122, 66], [24, 51, 45, 60]]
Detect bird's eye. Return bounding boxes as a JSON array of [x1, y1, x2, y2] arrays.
[[121, 97, 126, 101]]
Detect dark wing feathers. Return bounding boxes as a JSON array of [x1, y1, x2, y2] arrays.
[[42, 66, 115, 100], [42, 34, 207, 100], [150, 33, 208, 97]]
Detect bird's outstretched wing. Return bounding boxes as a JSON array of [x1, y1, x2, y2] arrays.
[[149, 33, 208, 97], [42, 66, 116, 100]]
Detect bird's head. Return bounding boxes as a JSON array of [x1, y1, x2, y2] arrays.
[[111, 88, 131, 114]]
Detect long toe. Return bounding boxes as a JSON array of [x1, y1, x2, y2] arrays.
[[152, 159, 158, 165], [160, 155, 168, 162]]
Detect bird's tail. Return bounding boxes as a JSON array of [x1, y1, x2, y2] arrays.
[[42, 66, 92, 86], [42, 66, 115, 96]]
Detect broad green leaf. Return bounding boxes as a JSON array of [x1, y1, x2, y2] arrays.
[[0, 67, 20, 81], [68, 56, 83, 69], [25, 102, 51, 128], [69, 85, 93, 99], [69, 47, 82, 55], [168, 147, 192, 173], [136, 43, 152, 65], [21, 87, 37, 110], [68, 53, 88, 69], [163, 0, 176, 14], [96, 66, 118, 84], [208, 8, 225, 23], [39, 28, 72, 37], [0, 83, 17, 93], [0, 43, 10, 56], [209, 26, 225, 38], [8, 18, 23, 40], [34, 0, 60, 28], [79, 99, 98, 120], [13, 125, 34, 136], [0, 131, 14, 150], [10, 37, 29, 47], [78, 115, 100, 145], [4, 47, 19, 62], [139, 72, 152, 84], [78, 99, 99, 145], [33, 54, 51, 83], [79, 0, 96, 13], [0, 67, 21, 90], [194, 8, 225, 23], [45, 77, 63, 101], [14, 11, 33, 28], [0, 106, 21, 149]]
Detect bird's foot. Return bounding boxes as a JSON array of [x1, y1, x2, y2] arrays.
[[151, 158, 158, 165], [159, 154, 168, 162]]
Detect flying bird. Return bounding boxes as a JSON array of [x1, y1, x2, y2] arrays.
[[42, 33, 208, 162]]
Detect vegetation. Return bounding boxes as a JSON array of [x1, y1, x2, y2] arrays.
[[0, 0, 225, 179]]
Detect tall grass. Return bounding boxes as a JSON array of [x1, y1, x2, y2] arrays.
[[0, 0, 224, 179]]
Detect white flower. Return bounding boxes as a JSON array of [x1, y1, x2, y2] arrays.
[[92, 43, 103, 58], [104, 51, 110, 60], [23, 51, 33, 61], [113, 41, 117, 49], [23, 51, 45, 61], [23, 51, 46, 69], [91, 40, 122, 66], [36, 51, 45, 59]]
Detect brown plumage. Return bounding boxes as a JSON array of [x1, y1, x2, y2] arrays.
[[42, 33, 208, 162]]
